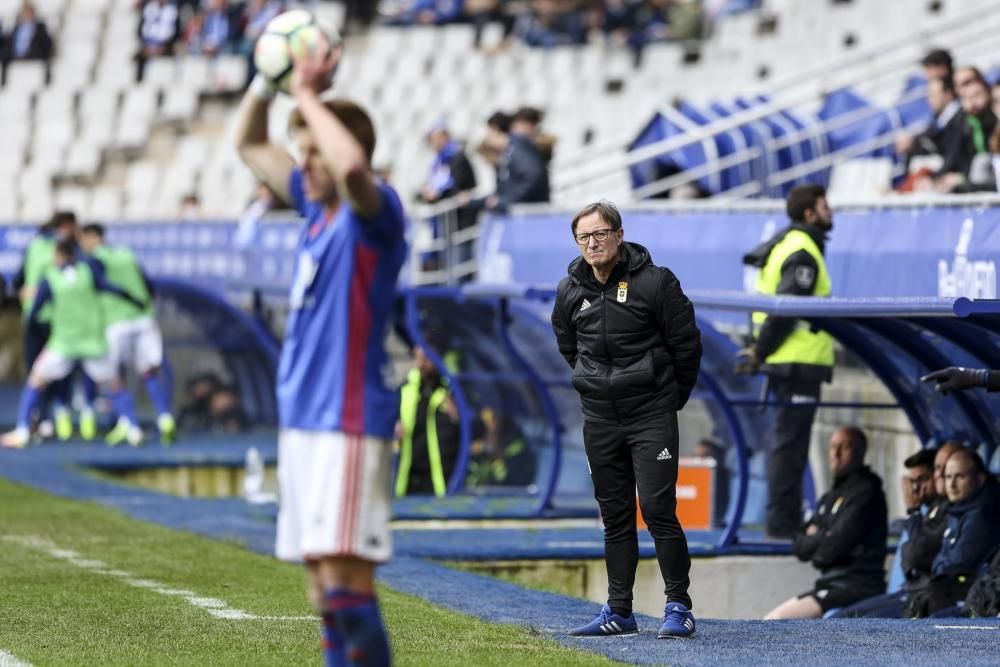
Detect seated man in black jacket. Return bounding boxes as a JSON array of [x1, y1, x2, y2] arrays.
[[765, 426, 888, 619], [832, 443, 958, 618]]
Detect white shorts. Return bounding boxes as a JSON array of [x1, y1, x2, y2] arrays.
[[31, 348, 116, 385], [275, 429, 393, 564], [106, 316, 164, 374]]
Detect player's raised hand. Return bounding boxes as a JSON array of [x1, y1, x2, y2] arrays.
[[290, 37, 342, 98]]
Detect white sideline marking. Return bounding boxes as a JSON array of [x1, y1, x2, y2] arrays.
[[3, 536, 315, 622], [933, 625, 999, 631], [0, 650, 33, 667]]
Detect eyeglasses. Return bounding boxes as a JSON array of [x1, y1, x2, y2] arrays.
[[574, 228, 614, 245]]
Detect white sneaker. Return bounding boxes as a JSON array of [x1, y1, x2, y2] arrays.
[[126, 426, 144, 448], [1, 427, 30, 449]]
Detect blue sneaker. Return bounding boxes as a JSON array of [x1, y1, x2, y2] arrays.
[[658, 602, 696, 638], [569, 604, 638, 637]]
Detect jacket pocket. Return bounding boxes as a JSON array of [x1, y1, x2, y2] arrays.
[[571, 355, 608, 397]]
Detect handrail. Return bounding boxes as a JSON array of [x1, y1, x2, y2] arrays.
[[552, 0, 999, 173], [553, 10, 1000, 191]]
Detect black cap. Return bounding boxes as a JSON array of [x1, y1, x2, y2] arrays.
[[904, 448, 937, 469]]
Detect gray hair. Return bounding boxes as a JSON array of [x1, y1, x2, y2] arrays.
[[571, 200, 623, 233]]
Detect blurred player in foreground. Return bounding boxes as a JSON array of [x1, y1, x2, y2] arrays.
[[234, 43, 406, 666]]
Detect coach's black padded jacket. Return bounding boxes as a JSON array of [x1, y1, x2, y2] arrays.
[[793, 465, 888, 590], [551, 242, 702, 424]]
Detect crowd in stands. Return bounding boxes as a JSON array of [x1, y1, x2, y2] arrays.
[[137, 0, 283, 81], [380, 0, 759, 55], [896, 49, 1000, 194]]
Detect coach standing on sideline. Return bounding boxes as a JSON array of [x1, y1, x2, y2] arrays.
[[552, 200, 702, 639]]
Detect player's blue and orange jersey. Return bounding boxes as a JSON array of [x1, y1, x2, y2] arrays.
[[278, 169, 408, 439]]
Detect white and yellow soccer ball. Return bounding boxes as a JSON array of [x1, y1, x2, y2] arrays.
[[254, 10, 342, 95]]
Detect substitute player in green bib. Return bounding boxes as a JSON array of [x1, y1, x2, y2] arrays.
[[80, 224, 176, 445], [2, 239, 148, 449], [13, 212, 83, 440]]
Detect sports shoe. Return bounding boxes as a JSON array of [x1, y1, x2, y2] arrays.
[[157, 414, 176, 447], [55, 410, 73, 441], [1, 427, 30, 449], [126, 425, 144, 448], [79, 410, 97, 441], [106, 418, 131, 447], [658, 602, 696, 639], [569, 604, 638, 637]]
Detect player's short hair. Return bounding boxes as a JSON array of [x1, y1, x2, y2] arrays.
[[289, 99, 376, 163], [786, 184, 827, 223], [81, 223, 106, 238], [571, 200, 623, 234], [921, 48, 953, 72], [513, 107, 544, 126], [487, 111, 511, 133], [47, 210, 77, 231], [54, 237, 77, 258]]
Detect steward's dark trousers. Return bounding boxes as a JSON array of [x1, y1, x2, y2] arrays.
[[766, 376, 822, 536], [584, 410, 692, 611]]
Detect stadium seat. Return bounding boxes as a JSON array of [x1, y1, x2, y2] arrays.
[[64, 141, 102, 177], [87, 186, 123, 220], [4, 61, 47, 94]]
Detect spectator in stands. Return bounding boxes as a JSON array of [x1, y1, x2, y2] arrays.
[[512, 0, 587, 48], [483, 108, 550, 212], [992, 80, 1000, 121], [394, 343, 462, 497], [178, 193, 201, 220], [420, 120, 478, 206], [235, 182, 277, 249], [466, 0, 520, 50], [511, 106, 556, 164], [764, 427, 888, 620], [738, 185, 835, 539], [139, 0, 179, 58], [384, 0, 465, 25], [920, 48, 953, 82], [936, 71, 998, 193], [184, 0, 232, 57], [2, 2, 52, 63], [832, 443, 958, 618], [895, 76, 962, 175]]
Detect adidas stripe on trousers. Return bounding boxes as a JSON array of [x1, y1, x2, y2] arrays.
[[583, 410, 693, 611]]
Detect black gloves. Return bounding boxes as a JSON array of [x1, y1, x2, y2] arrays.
[[920, 367, 990, 394]]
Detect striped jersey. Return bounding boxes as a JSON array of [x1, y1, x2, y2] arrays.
[[277, 169, 407, 438]]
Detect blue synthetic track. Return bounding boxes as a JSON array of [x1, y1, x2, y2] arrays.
[[2, 436, 998, 666]]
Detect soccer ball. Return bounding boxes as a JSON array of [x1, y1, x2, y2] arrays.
[[254, 10, 342, 95]]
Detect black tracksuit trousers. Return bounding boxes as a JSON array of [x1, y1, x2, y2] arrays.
[[766, 376, 822, 536], [584, 410, 692, 612]]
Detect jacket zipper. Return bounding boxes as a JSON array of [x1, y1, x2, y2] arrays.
[[600, 289, 623, 426]]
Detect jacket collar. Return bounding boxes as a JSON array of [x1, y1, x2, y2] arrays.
[[567, 241, 652, 285]]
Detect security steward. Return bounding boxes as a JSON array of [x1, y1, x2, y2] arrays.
[[552, 200, 702, 639], [739, 184, 835, 538], [394, 343, 461, 497], [765, 426, 888, 619]]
